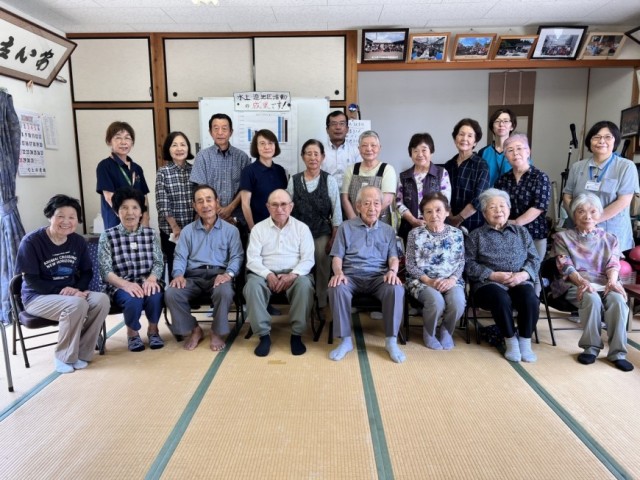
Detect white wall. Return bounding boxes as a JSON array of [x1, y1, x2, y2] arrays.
[[0, 2, 80, 234], [358, 67, 635, 197]]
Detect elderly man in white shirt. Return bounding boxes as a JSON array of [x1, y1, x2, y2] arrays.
[[244, 189, 315, 357]]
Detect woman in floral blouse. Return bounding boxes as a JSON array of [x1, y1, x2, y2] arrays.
[[405, 192, 465, 350]]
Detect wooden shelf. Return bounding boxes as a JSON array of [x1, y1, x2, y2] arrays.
[[358, 59, 640, 71]]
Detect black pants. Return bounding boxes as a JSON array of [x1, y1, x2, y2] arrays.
[[474, 283, 539, 338], [160, 230, 176, 282]]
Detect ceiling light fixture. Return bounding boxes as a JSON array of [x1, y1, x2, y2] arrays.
[[192, 0, 219, 5]]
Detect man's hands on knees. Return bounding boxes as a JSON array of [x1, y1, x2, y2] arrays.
[[170, 275, 186, 289], [329, 272, 348, 288]]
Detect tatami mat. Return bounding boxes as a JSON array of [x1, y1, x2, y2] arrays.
[[360, 315, 616, 480], [1, 308, 639, 479], [161, 317, 377, 479]]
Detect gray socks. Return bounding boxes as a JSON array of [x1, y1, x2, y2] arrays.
[[504, 336, 521, 362], [518, 337, 537, 362], [385, 336, 406, 363], [329, 336, 353, 361]]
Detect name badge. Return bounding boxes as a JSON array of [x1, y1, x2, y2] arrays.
[[130, 242, 138, 250], [585, 181, 600, 192]]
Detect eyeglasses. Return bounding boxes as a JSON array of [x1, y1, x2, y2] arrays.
[[268, 202, 292, 209], [493, 119, 511, 125], [591, 134, 614, 143], [329, 121, 347, 127], [505, 146, 528, 156]]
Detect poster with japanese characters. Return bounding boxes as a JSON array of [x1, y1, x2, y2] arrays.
[[17, 109, 46, 176]]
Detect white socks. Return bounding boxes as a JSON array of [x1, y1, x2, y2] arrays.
[[518, 337, 537, 362], [329, 336, 353, 361], [385, 336, 406, 363], [504, 336, 521, 362]]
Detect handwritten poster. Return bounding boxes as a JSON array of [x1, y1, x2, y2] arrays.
[[234, 91, 291, 112], [17, 109, 46, 176]]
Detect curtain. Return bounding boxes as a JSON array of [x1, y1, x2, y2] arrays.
[[0, 90, 25, 324]]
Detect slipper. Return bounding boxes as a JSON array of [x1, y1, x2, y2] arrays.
[[128, 335, 145, 352], [148, 332, 165, 350]]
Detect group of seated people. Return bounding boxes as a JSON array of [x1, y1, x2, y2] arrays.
[[14, 112, 637, 374]]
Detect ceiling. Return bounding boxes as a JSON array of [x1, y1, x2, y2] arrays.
[[4, 0, 640, 34]]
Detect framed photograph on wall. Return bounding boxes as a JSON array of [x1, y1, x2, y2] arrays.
[[452, 33, 496, 61], [491, 35, 538, 60], [531, 26, 587, 60], [620, 105, 640, 138], [579, 32, 626, 59], [361, 28, 409, 63], [407, 33, 450, 62]]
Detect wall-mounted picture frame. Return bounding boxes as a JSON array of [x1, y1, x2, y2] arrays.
[[0, 7, 76, 87], [579, 32, 626, 60], [491, 35, 538, 60], [407, 33, 450, 62], [620, 105, 640, 139], [452, 33, 496, 61], [625, 26, 640, 46], [361, 28, 409, 63], [531, 26, 587, 60]]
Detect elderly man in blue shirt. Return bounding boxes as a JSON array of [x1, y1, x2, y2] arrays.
[[164, 185, 243, 352], [328, 185, 406, 363]]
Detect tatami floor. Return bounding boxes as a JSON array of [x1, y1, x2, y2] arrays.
[[1, 306, 640, 479]]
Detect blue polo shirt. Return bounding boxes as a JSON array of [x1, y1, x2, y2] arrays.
[[96, 154, 150, 229], [239, 159, 287, 224]]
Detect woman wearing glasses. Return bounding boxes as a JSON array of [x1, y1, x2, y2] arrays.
[[479, 108, 517, 186], [563, 121, 639, 252]]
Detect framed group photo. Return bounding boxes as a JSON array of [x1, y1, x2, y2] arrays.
[[492, 35, 538, 60], [620, 105, 640, 139], [452, 33, 496, 61], [531, 26, 587, 60], [579, 32, 626, 59], [361, 28, 409, 63], [408, 33, 449, 62]]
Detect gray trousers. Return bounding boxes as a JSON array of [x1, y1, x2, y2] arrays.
[[328, 275, 404, 338], [314, 235, 331, 308], [25, 292, 110, 363], [244, 272, 314, 337], [565, 286, 629, 361], [164, 269, 234, 336], [415, 284, 466, 336]]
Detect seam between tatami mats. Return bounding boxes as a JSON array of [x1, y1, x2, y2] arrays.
[[144, 327, 238, 480], [0, 320, 125, 422], [353, 313, 394, 480], [504, 347, 633, 480], [627, 338, 640, 351]]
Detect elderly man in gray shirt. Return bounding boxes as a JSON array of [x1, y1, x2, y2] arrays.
[[328, 185, 406, 363], [164, 185, 243, 352]]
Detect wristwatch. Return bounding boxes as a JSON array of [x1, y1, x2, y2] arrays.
[[226, 271, 235, 278]]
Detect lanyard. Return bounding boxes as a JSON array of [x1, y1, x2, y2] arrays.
[[588, 154, 614, 181], [117, 164, 136, 186]]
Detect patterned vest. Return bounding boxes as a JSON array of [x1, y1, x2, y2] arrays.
[[399, 166, 443, 218], [291, 170, 332, 238], [104, 227, 156, 295]]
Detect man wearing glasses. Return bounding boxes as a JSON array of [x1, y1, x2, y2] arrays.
[[324, 111, 361, 189], [244, 189, 315, 357]]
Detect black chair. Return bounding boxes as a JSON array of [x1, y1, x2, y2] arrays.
[[164, 281, 245, 342], [539, 257, 581, 341], [9, 274, 107, 370]]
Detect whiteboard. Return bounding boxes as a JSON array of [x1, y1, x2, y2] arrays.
[[198, 97, 329, 175]]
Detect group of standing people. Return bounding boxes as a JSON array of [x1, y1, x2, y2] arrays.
[[14, 109, 638, 373]]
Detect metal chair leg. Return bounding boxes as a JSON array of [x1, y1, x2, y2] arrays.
[[1, 323, 13, 392]]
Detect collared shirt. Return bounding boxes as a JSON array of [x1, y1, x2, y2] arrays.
[[563, 154, 639, 251], [444, 153, 490, 232], [341, 161, 397, 195], [246, 215, 315, 279], [155, 162, 194, 236], [323, 140, 361, 189], [330, 217, 398, 277], [172, 217, 243, 277], [495, 165, 551, 240], [96, 154, 150, 229], [190, 144, 251, 219], [464, 223, 540, 292]]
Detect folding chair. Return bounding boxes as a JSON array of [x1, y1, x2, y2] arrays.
[[9, 274, 107, 370]]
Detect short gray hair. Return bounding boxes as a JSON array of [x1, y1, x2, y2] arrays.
[[479, 188, 511, 212], [570, 193, 603, 219], [355, 185, 383, 204], [358, 130, 380, 145], [503, 133, 530, 151]]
